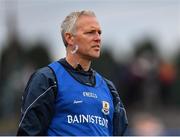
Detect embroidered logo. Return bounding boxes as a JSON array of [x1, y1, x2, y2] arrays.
[[73, 100, 83, 104], [101, 101, 110, 115], [83, 91, 97, 98]]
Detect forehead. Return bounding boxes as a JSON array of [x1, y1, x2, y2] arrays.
[[76, 15, 101, 30]]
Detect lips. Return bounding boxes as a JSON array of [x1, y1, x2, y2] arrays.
[[92, 45, 100, 51], [92, 45, 100, 49]]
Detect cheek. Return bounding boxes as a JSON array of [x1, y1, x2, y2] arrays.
[[79, 45, 90, 53], [75, 37, 93, 50], [78, 40, 91, 50], [79, 36, 93, 44], [77, 45, 91, 56]]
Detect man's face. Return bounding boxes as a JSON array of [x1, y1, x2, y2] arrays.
[[73, 15, 102, 60]]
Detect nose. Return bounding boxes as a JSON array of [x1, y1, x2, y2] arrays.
[[94, 32, 101, 43]]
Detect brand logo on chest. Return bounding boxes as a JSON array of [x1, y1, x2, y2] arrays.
[[83, 91, 98, 98]]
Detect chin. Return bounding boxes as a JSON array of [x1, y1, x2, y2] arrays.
[[85, 51, 101, 60], [90, 54, 100, 60]]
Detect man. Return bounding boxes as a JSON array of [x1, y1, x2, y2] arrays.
[[17, 10, 128, 136]]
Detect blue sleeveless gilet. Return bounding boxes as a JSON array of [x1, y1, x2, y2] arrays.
[[47, 61, 114, 136]]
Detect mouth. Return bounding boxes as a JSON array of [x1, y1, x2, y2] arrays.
[[92, 45, 100, 51], [92, 45, 100, 49]]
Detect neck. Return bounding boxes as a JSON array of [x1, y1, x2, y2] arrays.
[[66, 53, 91, 71]]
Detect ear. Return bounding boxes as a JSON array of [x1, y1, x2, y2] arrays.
[[64, 33, 74, 46]]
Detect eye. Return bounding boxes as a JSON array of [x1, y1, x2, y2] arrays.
[[98, 30, 102, 35], [85, 30, 102, 35], [86, 31, 95, 34]]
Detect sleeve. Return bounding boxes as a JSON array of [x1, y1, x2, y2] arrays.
[[17, 67, 57, 136], [104, 78, 128, 136]]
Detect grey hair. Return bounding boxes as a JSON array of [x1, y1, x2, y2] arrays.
[[61, 10, 96, 47]]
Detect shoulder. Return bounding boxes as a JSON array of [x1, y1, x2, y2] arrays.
[[103, 78, 117, 91], [18, 67, 57, 135], [29, 66, 56, 86], [93, 70, 117, 92], [29, 66, 56, 93], [36, 66, 55, 79], [23, 66, 57, 105]]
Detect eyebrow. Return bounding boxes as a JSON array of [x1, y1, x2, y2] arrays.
[[87, 27, 102, 32]]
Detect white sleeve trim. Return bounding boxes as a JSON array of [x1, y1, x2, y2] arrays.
[[19, 85, 56, 127]]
